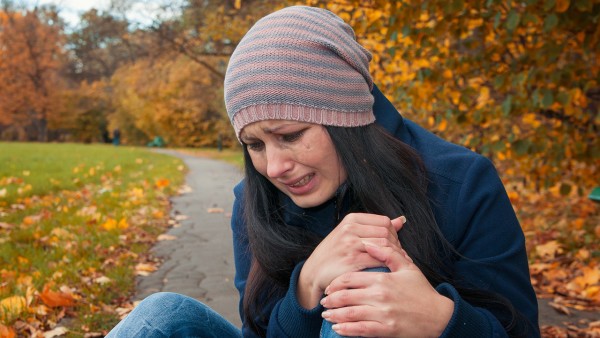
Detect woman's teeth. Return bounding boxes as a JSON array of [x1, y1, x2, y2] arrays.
[[291, 174, 313, 187]]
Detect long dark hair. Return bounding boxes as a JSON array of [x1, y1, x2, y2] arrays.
[[242, 123, 528, 337]]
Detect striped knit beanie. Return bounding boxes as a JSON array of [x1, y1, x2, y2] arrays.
[[224, 6, 375, 140]]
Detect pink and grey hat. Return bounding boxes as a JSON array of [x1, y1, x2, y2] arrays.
[[224, 6, 375, 140]]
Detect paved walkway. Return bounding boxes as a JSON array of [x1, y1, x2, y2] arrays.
[[135, 149, 242, 327], [137, 150, 596, 333]]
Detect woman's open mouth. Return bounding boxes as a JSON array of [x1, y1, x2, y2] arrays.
[[289, 174, 314, 188]]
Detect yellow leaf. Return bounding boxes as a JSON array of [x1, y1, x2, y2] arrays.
[[437, 119, 448, 132], [135, 263, 158, 276], [152, 210, 165, 219], [522, 113, 541, 128], [536, 240, 562, 258], [101, 218, 117, 231], [476, 87, 490, 109], [0, 296, 26, 320], [442, 69, 453, 79], [118, 218, 129, 229], [427, 116, 435, 127]]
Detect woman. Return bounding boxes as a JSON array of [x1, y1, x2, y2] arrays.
[[107, 6, 539, 338]]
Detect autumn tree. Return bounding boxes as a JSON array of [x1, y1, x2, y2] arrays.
[[66, 9, 149, 83], [108, 54, 233, 147], [150, 0, 284, 78], [0, 4, 66, 141], [307, 0, 599, 191]]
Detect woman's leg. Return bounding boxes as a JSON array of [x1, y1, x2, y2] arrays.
[[320, 267, 390, 338], [106, 292, 242, 338]]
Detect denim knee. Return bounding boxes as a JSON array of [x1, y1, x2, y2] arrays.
[[106, 292, 241, 338]]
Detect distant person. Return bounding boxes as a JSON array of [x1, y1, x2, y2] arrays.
[[112, 129, 121, 146], [106, 6, 539, 337]]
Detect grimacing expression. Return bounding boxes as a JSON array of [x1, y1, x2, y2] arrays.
[[240, 120, 347, 208]]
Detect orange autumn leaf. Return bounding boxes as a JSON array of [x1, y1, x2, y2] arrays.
[[39, 284, 75, 308], [0, 323, 15, 338], [535, 240, 563, 259], [155, 178, 170, 189]]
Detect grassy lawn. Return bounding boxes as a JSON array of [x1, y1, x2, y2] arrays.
[[0, 142, 185, 337]]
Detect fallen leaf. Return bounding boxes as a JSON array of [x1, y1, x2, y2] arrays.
[[43, 326, 68, 338], [157, 234, 177, 241], [0, 323, 15, 338], [549, 301, 572, 316], [174, 214, 188, 221], [178, 185, 192, 194], [101, 218, 117, 231], [536, 240, 563, 258], [39, 284, 75, 308], [155, 178, 170, 189], [0, 296, 26, 320], [0, 222, 14, 229], [93, 276, 112, 285], [207, 208, 224, 213], [118, 218, 129, 230], [135, 263, 158, 276]]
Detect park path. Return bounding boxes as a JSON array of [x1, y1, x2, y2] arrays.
[[135, 149, 595, 333], [135, 149, 242, 327]]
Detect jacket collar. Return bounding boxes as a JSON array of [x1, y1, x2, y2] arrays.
[[372, 84, 411, 145]]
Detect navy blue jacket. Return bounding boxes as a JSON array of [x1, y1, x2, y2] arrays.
[[231, 85, 540, 337]]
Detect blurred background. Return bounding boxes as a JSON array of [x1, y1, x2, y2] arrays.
[[0, 0, 598, 336]]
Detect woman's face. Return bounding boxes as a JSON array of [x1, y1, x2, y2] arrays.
[[240, 120, 347, 208]]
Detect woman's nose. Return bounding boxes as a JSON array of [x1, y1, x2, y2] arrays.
[[265, 146, 292, 178]]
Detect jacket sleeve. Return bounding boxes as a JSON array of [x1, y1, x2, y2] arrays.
[[434, 156, 539, 337], [231, 183, 324, 338]]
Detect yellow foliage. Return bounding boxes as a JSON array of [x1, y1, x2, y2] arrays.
[[101, 218, 117, 231], [0, 296, 26, 320], [118, 218, 129, 230]]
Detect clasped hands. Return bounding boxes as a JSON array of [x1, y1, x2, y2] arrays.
[[297, 213, 454, 338]]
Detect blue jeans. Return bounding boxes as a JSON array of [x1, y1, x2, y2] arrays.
[[106, 268, 390, 338], [105, 292, 242, 338]]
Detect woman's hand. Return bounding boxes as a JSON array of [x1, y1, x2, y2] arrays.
[[320, 243, 454, 338], [297, 213, 406, 309]]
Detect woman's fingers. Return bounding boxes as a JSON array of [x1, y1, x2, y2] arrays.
[[364, 242, 413, 271], [391, 215, 407, 232]]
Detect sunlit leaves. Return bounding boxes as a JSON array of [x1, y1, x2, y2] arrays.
[[39, 284, 75, 308], [0, 143, 184, 334]]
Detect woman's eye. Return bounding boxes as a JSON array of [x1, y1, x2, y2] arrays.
[[282, 130, 304, 142], [246, 142, 264, 151]]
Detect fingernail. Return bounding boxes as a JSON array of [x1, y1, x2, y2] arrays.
[[322, 310, 331, 318], [399, 216, 407, 224], [332, 324, 340, 331], [320, 297, 327, 306], [324, 286, 330, 295]]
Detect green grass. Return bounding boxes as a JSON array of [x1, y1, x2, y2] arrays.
[[0, 142, 185, 335]]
